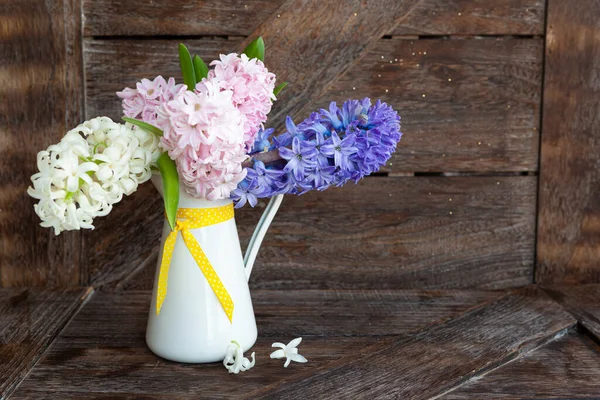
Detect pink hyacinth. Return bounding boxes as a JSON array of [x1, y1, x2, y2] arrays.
[[208, 53, 276, 150], [158, 79, 248, 200], [117, 76, 185, 128]]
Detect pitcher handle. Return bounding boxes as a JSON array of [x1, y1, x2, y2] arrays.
[[243, 194, 284, 281]]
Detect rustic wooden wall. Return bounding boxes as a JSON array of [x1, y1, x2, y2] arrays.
[[0, 0, 83, 287], [536, 0, 600, 285], [3, 0, 555, 290]]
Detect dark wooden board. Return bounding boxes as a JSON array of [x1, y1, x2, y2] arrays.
[[84, 37, 542, 172], [0, 0, 84, 286], [536, 0, 600, 284], [11, 289, 501, 398], [82, 183, 164, 292], [544, 284, 600, 340], [324, 37, 542, 172], [0, 288, 93, 399], [82, 0, 544, 37], [392, 0, 545, 36], [247, 287, 575, 399], [442, 330, 600, 399], [119, 176, 536, 291], [251, 289, 505, 337]]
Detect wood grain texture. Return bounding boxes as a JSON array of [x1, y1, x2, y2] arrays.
[[323, 37, 542, 172], [252, 289, 505, 337], [0, 288, 92, 399], [234, 0, 422, 138], [11, 289, 500, 398], [247, 287, 575, 399], [85, 38, 542, 172], [121, 176, 536, 291], [544, 284, 600, 340], [82, 183, 164, 291], [391, 0, 545, 36], [536, 0, 600, 284], [82, 0, 544, 37], [442, 330, 600, 399], [0, 0, 84, 286]]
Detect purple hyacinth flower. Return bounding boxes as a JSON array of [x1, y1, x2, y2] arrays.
[[320, 102, 344, 131], [253, 160, 285, 196], [305, 164, 336, 191], [301, 131, 330, 167], [339, 99, 361, 128], [231, 97, 402, 208], [321, 131, 358, 171], [298, 112, 329, 140], [231, 169, 259, 208], [272, 116, 299, 148], [273, 172, 299, 195], [250, 128, 275, 154], [279, 137, 317, 181]]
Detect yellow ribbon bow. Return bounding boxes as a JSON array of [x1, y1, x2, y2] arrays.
[[157, 204, 235, 322]]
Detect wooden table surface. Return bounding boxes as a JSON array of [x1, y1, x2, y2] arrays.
[[1, 284, 599, 399]]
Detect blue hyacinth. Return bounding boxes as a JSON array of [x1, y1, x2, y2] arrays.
[[230, 98, 402, 208]]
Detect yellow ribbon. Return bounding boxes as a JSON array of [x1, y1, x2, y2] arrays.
[[157, 204, 235, 322]]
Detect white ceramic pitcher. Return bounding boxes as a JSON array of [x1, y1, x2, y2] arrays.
[[146, 174, 283, 363]]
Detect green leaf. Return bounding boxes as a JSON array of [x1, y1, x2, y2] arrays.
[[192, 55, 209, 81], [273, 81, 288, 97], [243, 36, 265, 62], [157, 152, 179, 231], [178, 43, 197, 90], [122, 117, 163, 136]]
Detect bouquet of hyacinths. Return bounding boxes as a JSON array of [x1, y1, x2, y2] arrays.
[[28, 37, 402, 235], [27, 37, 403, 366]]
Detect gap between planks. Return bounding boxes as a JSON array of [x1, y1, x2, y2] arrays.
[[388, 34, 544, 40], [90, 34, 544, 41]]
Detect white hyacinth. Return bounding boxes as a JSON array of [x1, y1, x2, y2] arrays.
[[223, 341, 255, 374], [270, 337, 308, 368], [28, 117, 159, 234]]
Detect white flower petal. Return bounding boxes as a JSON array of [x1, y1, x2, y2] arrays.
[[270, 349, 285, 359], [66, 176, 79, 193], [288, 353, 307, 363], [95, 165, 113, 181], [271, 342, 286, 349], [288, 337, 302, 348], [223, 341, 255, 374]]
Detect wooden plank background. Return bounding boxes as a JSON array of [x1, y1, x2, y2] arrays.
[[443, 330, 600, 399], [83, 0, 545, 37], [0, 288, 92, 398], [245, 286, 575, 398], [0, 0, 83, 287], [536, 0, 600, 285], [3, 0, 562, 290]]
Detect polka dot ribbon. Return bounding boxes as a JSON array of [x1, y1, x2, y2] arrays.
[[157, 204, 235, 322]]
